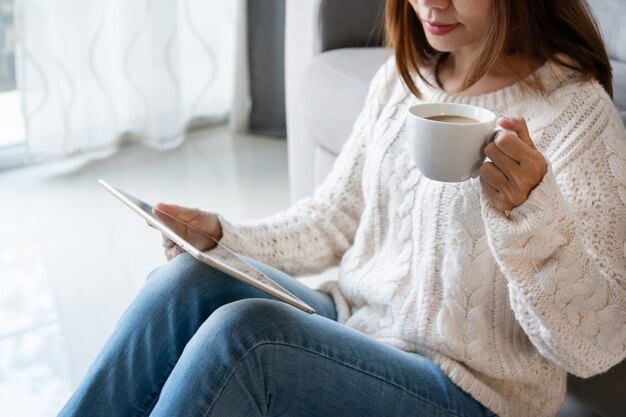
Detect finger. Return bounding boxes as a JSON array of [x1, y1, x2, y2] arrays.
[[484, 141, 519, 177], [153, 203, 179, 225], [153, 203, 200, 237], [490, 134, 538, 194], [156, 202, 205, 226], [479, 175, 514, 213], [153, 204, 192, 242], [479, 175, 500, 201], [492, 130, 538, 165], [165, 245, 184, 261], [481, 160, 533, 209], [479, 161, 509, 191], [497, 116, 536, 149], [154, 202, 179, 214], [162, 235, 176, 249]]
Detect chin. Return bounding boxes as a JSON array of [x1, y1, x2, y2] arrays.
[[424, 39, 455, 53], [424, 34, 474, 54]]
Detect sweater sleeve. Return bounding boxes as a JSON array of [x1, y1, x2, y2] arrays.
[[215, 61, 390, 276], [481, 88, 626, 378]]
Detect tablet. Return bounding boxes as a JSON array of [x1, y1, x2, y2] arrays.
[[99, 179, 315, 314]]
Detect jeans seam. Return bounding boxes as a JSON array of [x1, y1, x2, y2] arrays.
[[202, 341, 468, 417]]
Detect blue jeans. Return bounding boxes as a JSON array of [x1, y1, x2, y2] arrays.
[[58, 253, 496, 417]]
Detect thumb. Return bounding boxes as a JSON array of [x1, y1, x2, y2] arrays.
[[153, 202, 182, 226], [154, 202, 179, 216], [497, 116, 535, 149], [154, 202, 205, 226]]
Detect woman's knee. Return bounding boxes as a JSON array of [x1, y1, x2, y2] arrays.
[[141, 254, 274, 317], [147, 252, 208, 281], [145, 253, 223, 293], [153, 300, 298, 416], [202, 299, 300, 350], [135, 253, 225, 312]]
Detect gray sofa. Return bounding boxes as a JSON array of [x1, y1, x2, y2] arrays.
[[285, 0, 626, 416]]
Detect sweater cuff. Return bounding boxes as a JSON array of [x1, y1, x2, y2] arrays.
[[482, 166, 562, 241], [215, 214, 256, 256], [481, 166, 573, 268]]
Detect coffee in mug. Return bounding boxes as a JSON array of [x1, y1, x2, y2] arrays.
[[425, 115, 481, 124], [406, 103, 498, 182]]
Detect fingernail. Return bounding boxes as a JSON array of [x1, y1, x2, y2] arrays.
[[501, 116, 514, 123]]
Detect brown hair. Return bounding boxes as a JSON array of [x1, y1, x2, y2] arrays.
[[385, 0, 613, 98]]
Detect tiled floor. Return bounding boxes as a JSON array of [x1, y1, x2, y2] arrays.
[[0, 125, 333, 416]]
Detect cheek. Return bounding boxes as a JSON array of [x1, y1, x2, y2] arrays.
[[457, 2, 491, 37]]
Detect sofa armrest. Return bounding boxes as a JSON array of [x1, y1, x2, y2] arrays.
[[285, 0, 385, 202], [285, 0, 321, 202]]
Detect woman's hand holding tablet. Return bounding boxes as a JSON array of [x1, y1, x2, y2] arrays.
[[153, 203, 223, 261]]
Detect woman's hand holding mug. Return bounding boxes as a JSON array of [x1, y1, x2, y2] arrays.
[[480, 116, 547, 215], [406, 103, 547, 218], [152, 203, 223, 261]]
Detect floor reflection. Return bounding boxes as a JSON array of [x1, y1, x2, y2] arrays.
[[0, 226, 71, 417], [0, 125, 292, 416]]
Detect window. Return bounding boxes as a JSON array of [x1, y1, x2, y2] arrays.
[[0, 0, 26, 169], [0, 0, 16, 94]]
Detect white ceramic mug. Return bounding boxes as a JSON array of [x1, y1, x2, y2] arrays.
[[406, 103, 498, 182]]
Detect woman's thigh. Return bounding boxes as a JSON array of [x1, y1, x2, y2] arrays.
[[152, 299, 495, 417], [144, 252, 337, 320]]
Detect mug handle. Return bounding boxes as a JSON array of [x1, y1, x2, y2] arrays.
[[489, 125, 517, 143]]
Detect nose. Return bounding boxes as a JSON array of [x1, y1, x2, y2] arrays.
[[416, 0, 451, 10]]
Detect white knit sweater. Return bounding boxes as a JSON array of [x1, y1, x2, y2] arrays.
[[217, 58, 626, 417]]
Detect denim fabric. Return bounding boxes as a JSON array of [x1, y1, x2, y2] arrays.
[[58, 253, 496, 417]]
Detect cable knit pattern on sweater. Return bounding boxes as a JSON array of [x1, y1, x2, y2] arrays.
[[217, 58, 626, 417]]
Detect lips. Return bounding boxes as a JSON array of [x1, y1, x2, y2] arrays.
[[424, 21, 458, 36]]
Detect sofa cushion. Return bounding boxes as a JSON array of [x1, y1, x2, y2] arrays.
[[556, 396, 603, 417], [588, 0, 626, 125], [300, 48, 386, 156], [588, 0, 626, 61], [566, 358, 626, 417], [610, 56, 626, 126], [318, 0, 385, 52]]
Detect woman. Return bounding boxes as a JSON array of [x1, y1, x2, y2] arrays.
[[59, 1, 626, 416]]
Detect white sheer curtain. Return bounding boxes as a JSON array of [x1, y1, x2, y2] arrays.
[[14, 0, 242, 160]]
